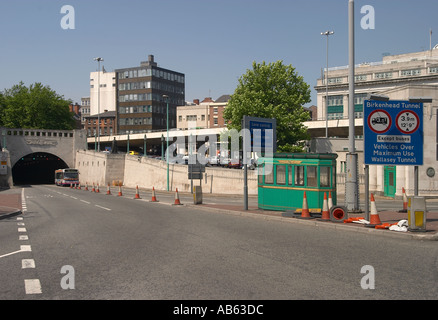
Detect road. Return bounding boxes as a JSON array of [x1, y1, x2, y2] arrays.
[[0, 185, 437, 302]]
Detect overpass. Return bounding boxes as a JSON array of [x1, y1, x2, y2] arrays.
[[87, 127, 227, 154], [1, 127, 87, 186]]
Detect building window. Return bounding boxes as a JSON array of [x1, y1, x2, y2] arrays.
[[375, 72, 393, 79], [355, 74, 367, 81], [328, 77, 343, 84], [328, 95, 343, 106], [178, 116, 182, 122], [401, 69, 422, 77], [430, 67, 438, 74]]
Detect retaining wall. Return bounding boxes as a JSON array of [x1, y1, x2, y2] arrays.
[[75, 150, 259, 195]]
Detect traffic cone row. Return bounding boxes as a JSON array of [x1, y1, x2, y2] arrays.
[[69, 182, 186, 206]]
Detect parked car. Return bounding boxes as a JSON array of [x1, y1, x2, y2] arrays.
[[208, 156, 219, 166]]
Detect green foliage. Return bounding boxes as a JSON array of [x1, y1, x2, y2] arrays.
[[0, 82, 75, 130], [223, 61, 311, 152]]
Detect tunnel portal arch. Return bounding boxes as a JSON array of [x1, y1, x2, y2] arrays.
[[12, 152, 69, 185]]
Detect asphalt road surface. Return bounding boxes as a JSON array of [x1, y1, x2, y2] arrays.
[[0, 185, 437, 301]]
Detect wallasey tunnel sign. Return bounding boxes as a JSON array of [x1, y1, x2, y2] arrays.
[[364, 100, 423, 166]]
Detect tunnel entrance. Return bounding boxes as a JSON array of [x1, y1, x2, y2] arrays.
[[12, 152, 69, 185]]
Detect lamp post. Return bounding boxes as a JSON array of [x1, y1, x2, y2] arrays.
[[321, 30, 334, 138], [161, 134, 164, 161], [144, 134, 147, 157], [163, 95, 170, 191], [93, 57, 104, 152], [409, 97, 433, 196]]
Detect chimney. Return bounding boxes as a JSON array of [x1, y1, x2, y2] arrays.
[[193, 99, 200, 105], [148, 55, 154, 63]]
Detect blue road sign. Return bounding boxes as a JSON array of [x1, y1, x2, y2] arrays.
[[242, 116, 277, 153], [364, 100, 423, 165]]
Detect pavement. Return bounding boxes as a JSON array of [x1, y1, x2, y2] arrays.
[[1, 187, 437, 241], [185, 198, 438, 241], [0, 191, 22, 220]]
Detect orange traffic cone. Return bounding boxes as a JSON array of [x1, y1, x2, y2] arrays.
[[134, 185, 141, 199], [173, 188, 182, 205], [369, 193, 382, 226], [299, 192, 312, 219], [91, 183, 96, 192], [96, 184, 100, 193], [106, 183, 111, 195], [85, 182, 89, 191], [77, 183, 81, 190], [150, 187, 158, 202], [399, 187, 408, 213], [320, 192, 330, 221], [117, 183, 123, 196], [328, 191, 333, 210]]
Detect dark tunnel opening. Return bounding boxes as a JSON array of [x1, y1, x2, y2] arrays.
[[12, 152, 69, 185]]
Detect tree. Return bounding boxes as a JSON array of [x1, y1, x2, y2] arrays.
[[223, 61, 311, 152], [0, 82, 75, 130]]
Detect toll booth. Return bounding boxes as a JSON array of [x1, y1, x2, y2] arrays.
[[257, 153, 338, 212]]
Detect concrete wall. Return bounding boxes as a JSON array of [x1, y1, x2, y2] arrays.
[[75, 150, 258, 195]]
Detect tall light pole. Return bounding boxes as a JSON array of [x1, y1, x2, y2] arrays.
[[346, 0, 360, 212], [163, 95, 170, 191], [321, 30, 334, 138], [94, 57, 104, 152]]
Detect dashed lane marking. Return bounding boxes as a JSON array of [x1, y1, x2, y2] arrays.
[[24, 279, 42, 294]]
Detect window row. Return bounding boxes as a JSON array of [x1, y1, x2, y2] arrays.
[[119, 93, 184, 105], [119, 117, 153, 126], [260, 165, 331, 188], [117, 68, 184, 83]]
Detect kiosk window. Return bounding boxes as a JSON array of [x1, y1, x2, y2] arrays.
[[320, 167, 330, 187], [265, 166, 274, 184], [276, 165, 286, 185], [307, 166, 317, 187], [258, 166, 264, 184], [295, 166, 304, 186]]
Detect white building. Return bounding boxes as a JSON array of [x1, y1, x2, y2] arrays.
[[89, 69, 117, 116], [306, 48, 438, 197]]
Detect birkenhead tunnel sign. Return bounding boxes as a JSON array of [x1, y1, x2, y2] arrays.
[[364, 100, 423, 166]]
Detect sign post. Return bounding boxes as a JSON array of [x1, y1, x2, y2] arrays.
[[242, 116, 277, 210]]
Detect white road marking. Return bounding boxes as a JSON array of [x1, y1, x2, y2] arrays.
[[95, 205, 111, 211], [24, 279, 42, 294], [80, 200, 91, 204], [20, 245, 31, 252], [19, 235, 29, 241], [18, 228, 27, 233], [22, 259, 35, 269]]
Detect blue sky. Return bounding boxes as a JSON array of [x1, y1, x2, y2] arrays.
[[0, 0, 437, 107]]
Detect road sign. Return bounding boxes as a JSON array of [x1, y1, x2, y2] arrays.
[[364, 100, 423, 166], [242, 116, 277, 153]]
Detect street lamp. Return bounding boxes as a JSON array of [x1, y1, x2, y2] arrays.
[[163, 94, 170, 191], [321, 30, 334, 138], [93, 57, 104, 152], [144, 134, 147, 157]]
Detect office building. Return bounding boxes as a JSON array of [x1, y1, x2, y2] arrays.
[[115, 55, 185, 134]]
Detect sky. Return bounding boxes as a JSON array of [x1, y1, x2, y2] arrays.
[[0, 0, 437, 107]]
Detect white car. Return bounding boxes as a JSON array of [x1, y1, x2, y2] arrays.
[[208, 156, 219, 166]]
